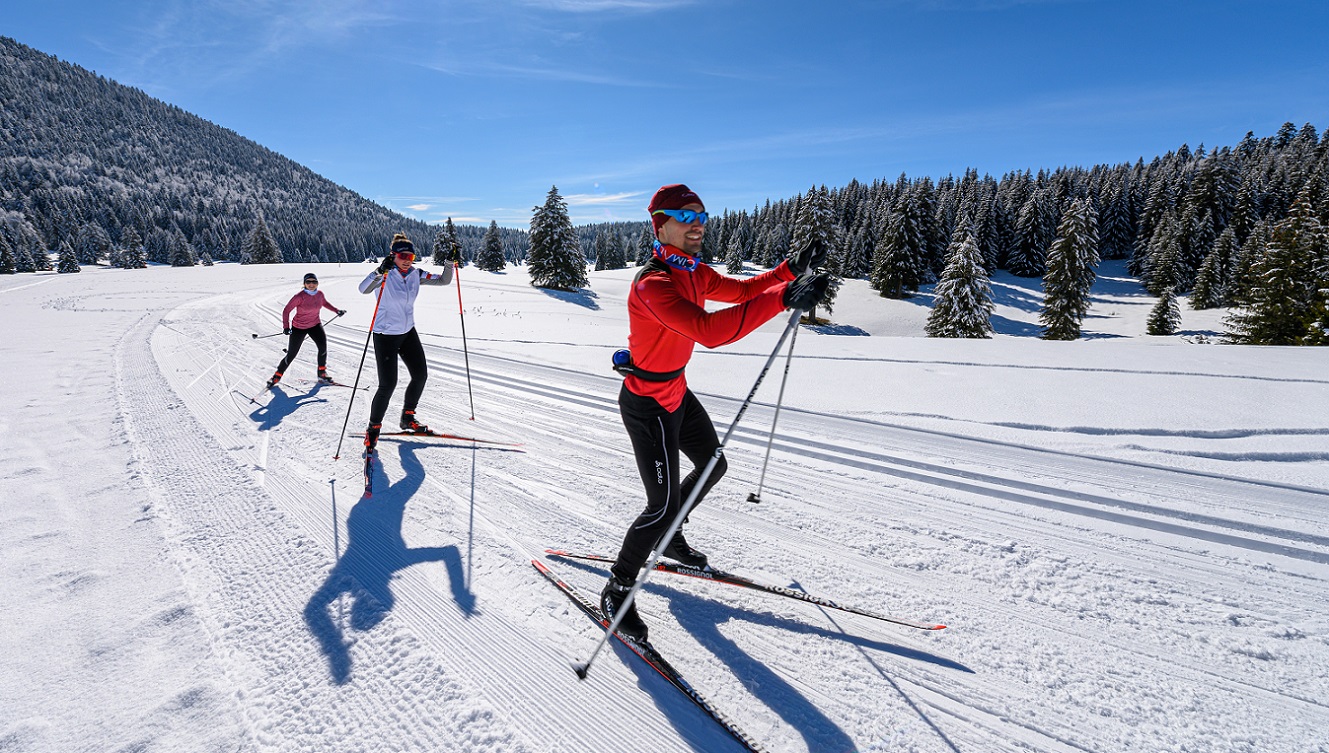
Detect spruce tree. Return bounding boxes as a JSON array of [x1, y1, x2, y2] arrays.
[[925, 228, 994, 338], [244, 213, 283, 264], [432, 228, 449, 267], [170, 229, 196, 267], [1147, 287, 1181, 335], [636, 226, 653, 265], [594, 230, 614, 271], [57, 239, 80, 273], [13, 241, 36, 273], [75, 222, 111, 265], [870, 208, 922, 298], [1040, 198, 1100, 340], [1010, 191, 1050, 277], [724, 236, 746, 275], [1226, 187, 1327, 344], [32, 244, 53, 272], [0, 235, 15, 274], [476, 221, 507, 272], [528, 186, 587, 290], [120, 227, 147, 269], [200, 250, 214, 266], [439, 219, 464, 266]]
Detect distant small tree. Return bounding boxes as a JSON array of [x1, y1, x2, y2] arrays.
[[1040, 198, 1100, 340], [244, 213, 283, 264], [435, 219, 463, 267], [636, 226, 653, 265], [1147, 287, 1182, 335], [170, 229, 196, 267], [57, 239, 80, 273], [32, 244, 53, 272], [13, 241, 36, 273], [200, 250, 214, 266], [476, 221, 507, 272], [926, 229, 994, 338], [528, 186, 587, 290], [119, 227, 147, 269], [75, 222, 111, 265], [0, 235, 15, 274]]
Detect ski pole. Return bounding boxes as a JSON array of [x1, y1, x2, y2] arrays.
[[252, 311, 341, 341], [747, 324, 799, 504], [575, 308, 804, 680], [333, 274, 387, 460], [454, 260, 476, 420]]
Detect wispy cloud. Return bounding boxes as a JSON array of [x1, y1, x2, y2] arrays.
[[417, 59, 662, 88], [563, 192, 644, 207]]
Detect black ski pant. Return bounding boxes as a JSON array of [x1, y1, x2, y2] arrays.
[[368, 328, 428, 427], [611, 384, 727, 583], [277, 324, 327, 373]]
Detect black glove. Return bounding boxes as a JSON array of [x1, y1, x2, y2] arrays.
[[782, 273, 833, 311], [449, 247, 462, 264], [283, 327, 292, 336], [377, 256, 393, 274], [788, 238, 828, 276], [337, 309, 346, 316]]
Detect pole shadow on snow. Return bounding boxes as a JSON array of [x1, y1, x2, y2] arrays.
[[555, 558, 970, 752], [246, 384, 329, 431], [303, 441, 477, 685]]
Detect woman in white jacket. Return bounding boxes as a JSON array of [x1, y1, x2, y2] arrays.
[[358, 233, 453, 450]]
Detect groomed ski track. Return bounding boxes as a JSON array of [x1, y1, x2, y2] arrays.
[[119, 269, 1329, 752]]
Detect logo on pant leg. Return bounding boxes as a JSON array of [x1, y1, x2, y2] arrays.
[[654, 460, 664, 484]]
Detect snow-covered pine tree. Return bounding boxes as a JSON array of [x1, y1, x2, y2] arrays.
[[870, 206, 923, 298], [75, 222, 111, 265], [594, 230, 613, 271], [0, 234, 15, 274], [170, 229, 196, 267], [57, 239, 80, 273], [431, 228, 448, 267], [636, 226, 653, 266], [200, 250, 214, 266], [527, 186, 587, 290], [1040, 198, 1100, 340], [925, 227, 994, 338], [32, 243, 52, 272], [244, 213, 283, 264], [1010, 190, 1050, 277], [476, 221, 507, 272], [441, 219, 464, 266], [724, 235, 746, 275], [120, 227, 147, 269], [1147, 287, 1181, 335], [13, 240, 36, 273], [1225, 186, 1327, 344]]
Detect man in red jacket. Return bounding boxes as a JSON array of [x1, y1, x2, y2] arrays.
[[601, 184, 832, 640]]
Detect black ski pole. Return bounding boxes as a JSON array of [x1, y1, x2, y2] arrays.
[[453, 260, 476, 420], [575, 307, 804, 680], [747, 324, 799, 504], [333, 275, 387, 460]]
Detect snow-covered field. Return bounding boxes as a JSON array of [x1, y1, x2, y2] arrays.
[[2, 259, 1326, 753]]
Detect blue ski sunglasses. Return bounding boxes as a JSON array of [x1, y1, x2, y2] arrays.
[[651, 208, 709, 225]]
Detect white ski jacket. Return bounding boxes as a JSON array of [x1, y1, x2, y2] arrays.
[[358, 265, 453, 335]]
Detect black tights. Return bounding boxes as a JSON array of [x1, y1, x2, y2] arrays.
[[368, 328, 427, 426], [611, 385, 726, 582], [277, 325, 327, 372]]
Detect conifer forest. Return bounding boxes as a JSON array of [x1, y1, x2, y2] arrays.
[[3, 36, 1326, 343]]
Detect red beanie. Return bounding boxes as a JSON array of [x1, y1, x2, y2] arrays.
[[648, 184, 704, 237]]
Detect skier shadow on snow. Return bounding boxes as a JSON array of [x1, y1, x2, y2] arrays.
[[558, 559, 970, 752], [247, 384, 329, 431], [303, 441, 476, 685], [537, 286, 601, 310]]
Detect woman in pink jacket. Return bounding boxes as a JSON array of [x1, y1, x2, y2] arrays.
[[267, 273, 345, 388]]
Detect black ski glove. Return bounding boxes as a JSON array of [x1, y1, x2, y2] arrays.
[[787, 238, 828, 276], [283, 327, 292, 336], [337, 309, 347, 316], [782, 273, 833, 311], [377, 256, 393, 274]]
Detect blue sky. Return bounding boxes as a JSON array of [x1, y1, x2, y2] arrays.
[[5, 0, 1328, 227]]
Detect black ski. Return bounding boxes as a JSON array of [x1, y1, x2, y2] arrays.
[[347, 430, 522, 448], [532, 559, 767, 753], [362, 448, 375, 497], [545, 550, 946, 631]]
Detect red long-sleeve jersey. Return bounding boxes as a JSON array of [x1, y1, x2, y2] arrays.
[[625, 252, 796, 411]]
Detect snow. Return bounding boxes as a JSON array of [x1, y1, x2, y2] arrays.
[[2, 259, 1327, 753]]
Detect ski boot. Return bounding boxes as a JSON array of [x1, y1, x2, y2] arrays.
[[363, 423, 381, 455], [600, 575, 648, 641], [400, 410, 429, 434], [266, 371, 283, 389], [317, 366, 334, 384], [659, 529, 709, 569]]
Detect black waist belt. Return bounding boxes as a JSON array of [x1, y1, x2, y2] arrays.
[[613, 363, 685, 382]]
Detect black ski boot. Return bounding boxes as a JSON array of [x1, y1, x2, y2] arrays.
[[400, 410, 429, 433], [659, 530, 709, 569], [266, 370, 282, 389], [600, 575, 648, 641], [317, 367, 334, 384], [364, 423, 381, 454]]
